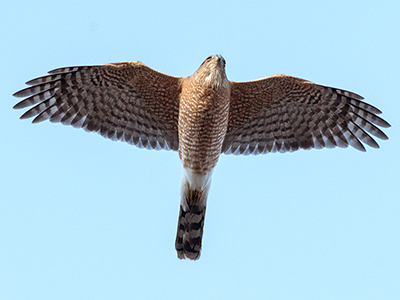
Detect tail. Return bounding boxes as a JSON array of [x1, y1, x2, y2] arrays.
[[175, 171, 211, 260]]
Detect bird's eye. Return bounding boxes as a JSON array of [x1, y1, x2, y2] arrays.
[[205, 56, 212, 62]]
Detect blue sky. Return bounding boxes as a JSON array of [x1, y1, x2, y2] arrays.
[[1, 1, 399, 299]]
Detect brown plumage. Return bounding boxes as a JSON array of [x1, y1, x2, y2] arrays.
[[13, 54, 390, 260]]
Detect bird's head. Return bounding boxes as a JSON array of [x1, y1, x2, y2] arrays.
[[194, 54, 228, 89]]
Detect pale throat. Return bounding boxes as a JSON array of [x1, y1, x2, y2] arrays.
[[203, 67, 226, 88]]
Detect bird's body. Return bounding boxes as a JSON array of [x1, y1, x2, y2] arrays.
[[179, 55, 230, 174], [177, 55, 230, 259], [13, 54, 390, 260]]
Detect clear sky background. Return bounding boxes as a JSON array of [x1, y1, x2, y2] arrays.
[[1, 1, 399, 299]]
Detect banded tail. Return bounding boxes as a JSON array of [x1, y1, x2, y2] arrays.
[[175, 170, 212, 260]]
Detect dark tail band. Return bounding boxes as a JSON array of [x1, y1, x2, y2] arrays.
[[175, 198, 206, 260]]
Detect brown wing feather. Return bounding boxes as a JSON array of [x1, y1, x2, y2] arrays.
[[222, 75, 390, 155], [13, 62, 182, 151]]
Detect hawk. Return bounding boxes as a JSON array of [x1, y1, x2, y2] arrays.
[[13, 54, 390, 260]]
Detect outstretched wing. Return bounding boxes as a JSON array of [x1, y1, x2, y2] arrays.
[[13, 62, 182, 151], [222, 75, 390, 155]]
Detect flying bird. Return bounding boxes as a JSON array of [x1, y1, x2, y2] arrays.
[[13, 54, 390, 260]]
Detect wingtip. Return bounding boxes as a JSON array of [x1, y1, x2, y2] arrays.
[[381, 120, 391, 128], [13, 90, 26, 98], [13, 102, 22, 109], [19, 112, 31, 120], [380, 132, 389, 140]]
